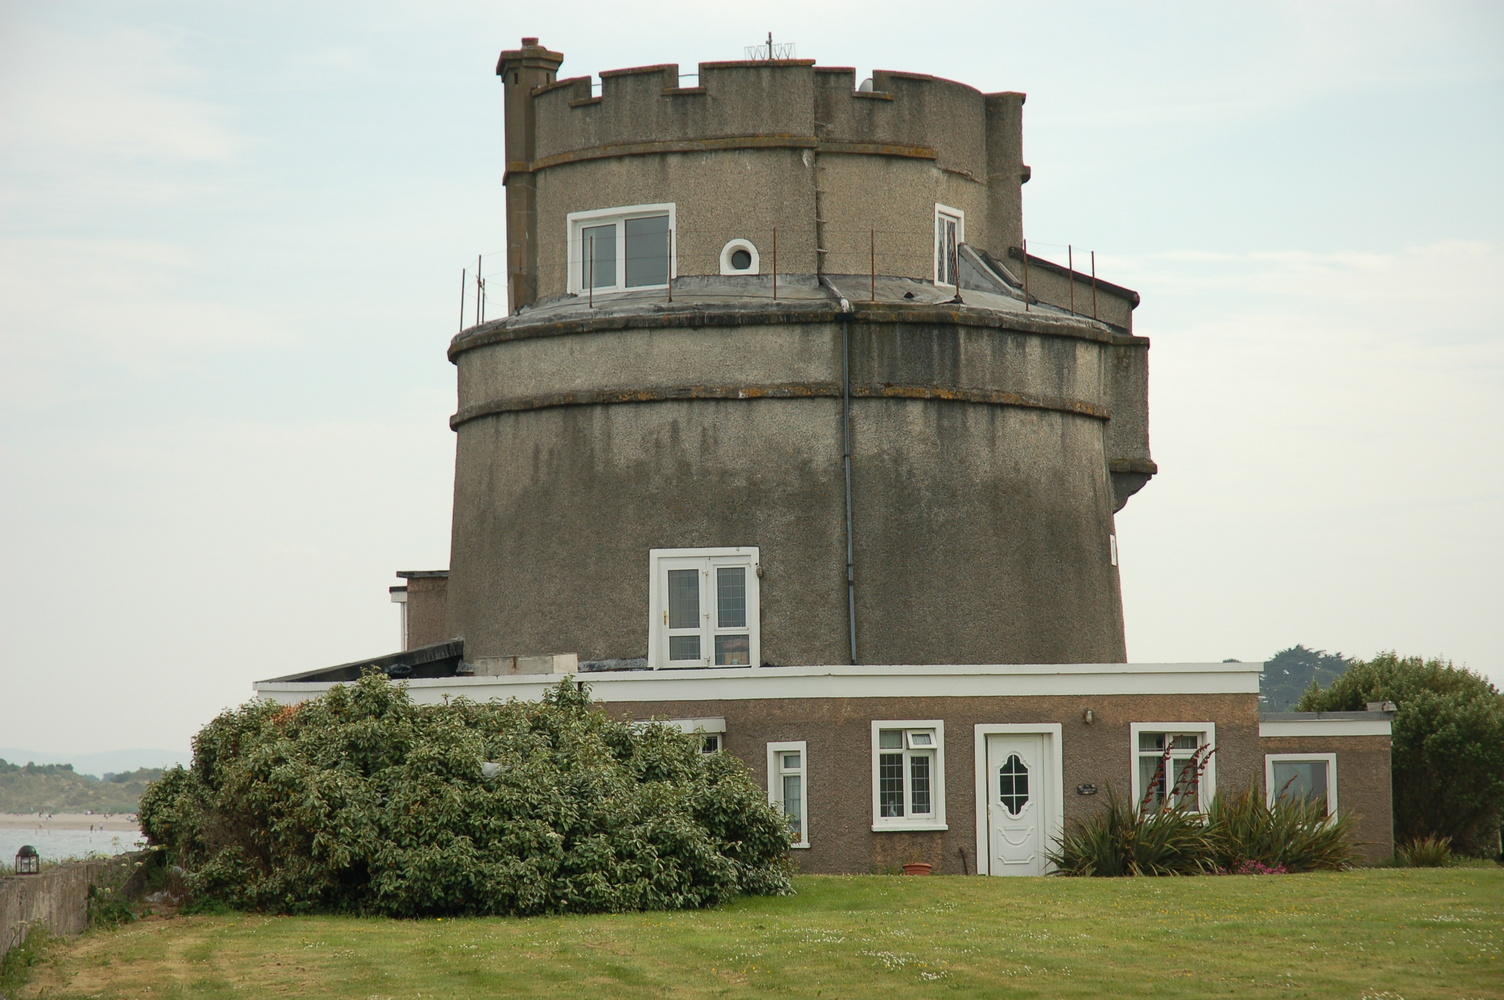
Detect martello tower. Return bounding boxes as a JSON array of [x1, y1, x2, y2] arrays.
[[444, 39, 1156, 671]]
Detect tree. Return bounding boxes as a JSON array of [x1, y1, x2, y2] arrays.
[[138, 673, 793, 915], [1260, 645, 1350, 713], [1298, 652, 1504, 856]]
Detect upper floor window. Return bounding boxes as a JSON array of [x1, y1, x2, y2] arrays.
[[648, 547, 759, 668], [1130, 723, 1216, 813], [568, 204, 676, 294], [934, 204, 964, 286]]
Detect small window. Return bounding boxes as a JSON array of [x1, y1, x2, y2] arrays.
[[1130, 724, 1216, 813], [700, 734, 721, 754], [934, 204, 964, 287], [719, 238, 761, 275], [568, 204, 676, 294], [648, 548, 760, 668], [768, 741, 809, 848], [1266, 753, 1337, 817], [871, 721, 947, 831]]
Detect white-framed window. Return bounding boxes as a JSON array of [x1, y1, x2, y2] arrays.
[[1129, 723, 1216, 813], [648, 547, 759, 668], [871, 721, 947, 831], [567, 203, 676, 294], [719, 238, 761, 275], [934, 203, 964, 286], [767, 741, 809, 848], [1266, 753, 1337, 817]]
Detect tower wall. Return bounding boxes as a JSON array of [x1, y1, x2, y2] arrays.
[[447, 306, 1128, 665], [500, 46, 1028, 310]]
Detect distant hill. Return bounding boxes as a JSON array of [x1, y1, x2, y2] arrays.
[[1260, 645, 1352, 712], [0, 759, 163, 814], [0, 748, 189, 779]]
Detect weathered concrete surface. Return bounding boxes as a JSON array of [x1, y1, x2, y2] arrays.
[[446, 297, 1136, 667], [0, 855, 140, 955]]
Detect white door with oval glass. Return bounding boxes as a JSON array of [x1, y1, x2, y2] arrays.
[[985, 733, 1050, 875]]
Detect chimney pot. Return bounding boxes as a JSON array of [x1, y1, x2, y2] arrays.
[[522, 37, 539, 46]]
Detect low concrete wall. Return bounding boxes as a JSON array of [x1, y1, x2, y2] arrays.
[[0, 855, 141, 955]]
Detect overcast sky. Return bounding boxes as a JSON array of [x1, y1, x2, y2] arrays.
[[1, 1, 1500, 757]]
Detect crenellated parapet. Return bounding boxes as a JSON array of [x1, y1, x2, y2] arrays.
[[521, 59, 1022, 184]]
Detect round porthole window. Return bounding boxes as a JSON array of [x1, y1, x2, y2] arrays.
[[719, 239, 760, 276]]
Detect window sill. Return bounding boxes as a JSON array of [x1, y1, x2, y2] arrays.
[[791, 843, 811, 850], [871, 822, 948, 833]]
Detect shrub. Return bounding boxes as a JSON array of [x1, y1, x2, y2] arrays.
[[1048, 789, 1213, 876], [1050, 785, 1360, 877], [1297, 652, 1504, 856], [1396, 835, 1455, 868], [138, 674, 793, 916], [1206, 786, 1358, 873]]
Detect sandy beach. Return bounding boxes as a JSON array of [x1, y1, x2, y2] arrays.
[[2, 812, 140, 832]]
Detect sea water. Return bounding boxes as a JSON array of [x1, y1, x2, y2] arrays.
[[2, 826, 146, 866]]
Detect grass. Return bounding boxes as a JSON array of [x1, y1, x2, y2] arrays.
[[14, 869, 1503, 998]]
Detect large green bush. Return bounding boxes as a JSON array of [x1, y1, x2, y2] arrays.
[[138, 674, 792, 916], [1297, 651, 1504, 856]]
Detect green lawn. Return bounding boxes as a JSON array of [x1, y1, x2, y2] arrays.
[[19, 869, 1503, 998]]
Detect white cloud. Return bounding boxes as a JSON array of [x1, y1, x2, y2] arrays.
[[0, 21, 244, 166], [0, 236, 293, 404]]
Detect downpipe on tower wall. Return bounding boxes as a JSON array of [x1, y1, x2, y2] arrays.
[[822, 277, 858, 664]]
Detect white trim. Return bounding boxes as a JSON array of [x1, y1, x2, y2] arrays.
[[934, 203, 965, 286], [1265, 752, 1339, 817], [767, 740, 810, 849], [255, 661, 1261, 705], [870, 720, 948, 832], [660, 717, 726, 734], [1129, 722, 1217, 812], [972, 724, 1063, 876], [1260, 719, 1391, 738], [719, 238, 761, 276], [566, 203, 677, 295], [648, 547, 760, 669]]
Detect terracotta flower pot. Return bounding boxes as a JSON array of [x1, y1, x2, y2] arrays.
[[901, 862, 932, 876]]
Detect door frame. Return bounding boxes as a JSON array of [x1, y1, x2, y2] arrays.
[[973, 724, 1064, 876]]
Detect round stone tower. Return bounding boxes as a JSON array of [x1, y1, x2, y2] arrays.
[[444, 40, 1156, 670]]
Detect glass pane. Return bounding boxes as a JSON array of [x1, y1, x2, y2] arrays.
[[782, 774, 802, 837], [716, 567, 746, 628], [910, 754, 932, 815], [1273, 761, 1328, 808], [714, 634, 749, 666], [878, 730, 903, 750], [998, 753, 1029, 816], [668, 635, 700, 661], [936, 215, 957, 283], [879, 752, 905, 816], [1171, 734, 1200, 751], [1171, 757, 1201, 809], [624, 215, 669, 287], [667, 569, 699, 629], [1139, 732, 1165, 752], [582, 224, 616, 289], [1139, 755, 1167, 809], [782, 752, 801, 770], [908, 730, 934, 748]]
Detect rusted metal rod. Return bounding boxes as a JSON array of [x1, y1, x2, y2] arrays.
[[1021, 238, 1030, 311], [1091, 250, 1098, 320], [1067, 245, 1074, 316]]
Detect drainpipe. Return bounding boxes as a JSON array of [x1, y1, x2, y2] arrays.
[[821, 277, 858, 664]]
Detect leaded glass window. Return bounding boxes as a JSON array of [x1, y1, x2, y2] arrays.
[[998, 753, 1029, 816]]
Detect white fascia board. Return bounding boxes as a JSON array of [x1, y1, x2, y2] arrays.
[[254, 662, 1258, 705], [1260, 719, 1392, 738]]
